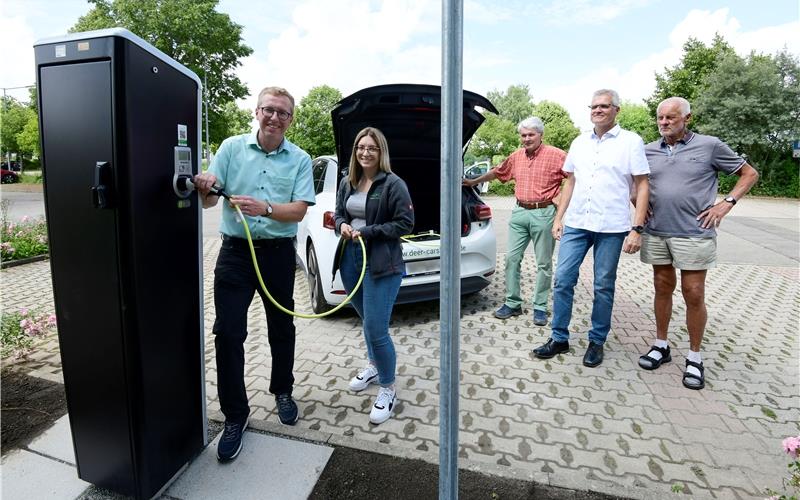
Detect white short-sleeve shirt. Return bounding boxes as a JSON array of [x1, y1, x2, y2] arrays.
[[562, 125, 649, 233]]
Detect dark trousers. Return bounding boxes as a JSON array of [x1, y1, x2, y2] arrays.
[[212, 237, 296, 423]]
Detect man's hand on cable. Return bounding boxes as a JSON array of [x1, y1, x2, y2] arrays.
[[192, 173, 218, 196], [230, 195, 267, 217]]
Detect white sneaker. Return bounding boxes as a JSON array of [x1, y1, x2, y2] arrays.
[[369, 386, 396, 424], [349, 364, 378, 391]]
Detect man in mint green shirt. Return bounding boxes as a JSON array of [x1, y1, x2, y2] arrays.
[[194, 86, 315, 462]]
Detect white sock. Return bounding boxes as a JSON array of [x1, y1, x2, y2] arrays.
[[686, 350, 703, 377], [646, 339, 669, 362]]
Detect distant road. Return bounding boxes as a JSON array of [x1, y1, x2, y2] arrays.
[[3, 188, 797, 266]]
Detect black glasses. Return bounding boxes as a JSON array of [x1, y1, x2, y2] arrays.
[[356, 145, 380, 154], [588, 104, 616, 110], [258, 106, 292, 121]]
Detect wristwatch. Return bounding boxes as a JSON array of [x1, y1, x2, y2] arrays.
[[263, 201, 273, 217], [723, 195, 737, 205], [632, 225, 645, 234]]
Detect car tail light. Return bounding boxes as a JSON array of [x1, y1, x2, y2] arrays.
[[323, 211, 336, 230], [473, 204, 492, 220]]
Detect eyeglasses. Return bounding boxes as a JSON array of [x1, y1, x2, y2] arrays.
[[588, 104, 616, 110], [356, 145, 380, 154], [258, 106, 292, 121]]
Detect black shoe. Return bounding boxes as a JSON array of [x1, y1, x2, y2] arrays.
[[533, 338, 570, 359], [494, 304, 522, 319], [276, 393, 299, 425], [217, 418, 248, 462], [583, 341, 604, 367], [533, 309, 548, 326]]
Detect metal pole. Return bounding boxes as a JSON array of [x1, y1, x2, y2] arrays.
[[439, 0, 463, 498]]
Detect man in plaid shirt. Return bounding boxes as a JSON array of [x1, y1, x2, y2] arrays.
[[463, 117, 567, 326]]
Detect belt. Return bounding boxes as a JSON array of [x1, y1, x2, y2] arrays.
[[516, 199, 553, 209], [221, 234, 293, 249]]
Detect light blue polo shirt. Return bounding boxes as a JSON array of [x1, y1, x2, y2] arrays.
[[209, 131, 315, 239]]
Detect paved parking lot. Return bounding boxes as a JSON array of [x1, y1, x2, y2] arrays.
[[2, 193, 799, 499]]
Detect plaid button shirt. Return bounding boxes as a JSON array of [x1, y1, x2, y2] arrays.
[[494, 145, 567, 202]]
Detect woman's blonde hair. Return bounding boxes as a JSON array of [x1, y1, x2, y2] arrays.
[[348, 127, 392, 188]]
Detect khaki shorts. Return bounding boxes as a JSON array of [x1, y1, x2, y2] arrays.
[[640, 233, 717, 270]]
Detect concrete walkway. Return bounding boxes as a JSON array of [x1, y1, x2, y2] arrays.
[[1, 197, 798, 499]]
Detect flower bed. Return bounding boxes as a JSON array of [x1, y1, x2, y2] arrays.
[[0, 308, 56, 359], [1, 200, 48, 263]]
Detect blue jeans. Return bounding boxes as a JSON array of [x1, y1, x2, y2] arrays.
[[551, 226, 627, 345], [339, 241, 402, 386]]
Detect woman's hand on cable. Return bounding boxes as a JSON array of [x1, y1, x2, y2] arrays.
[[340, 223, 361, 240], [230, 195, 267, 217]]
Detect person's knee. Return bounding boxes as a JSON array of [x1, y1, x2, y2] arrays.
[[654, 276, 676, 296], [553, 269, 578, 289], [681, 281, 705, 307]]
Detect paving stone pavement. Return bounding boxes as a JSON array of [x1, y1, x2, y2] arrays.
[[2, 237, 798, 500]]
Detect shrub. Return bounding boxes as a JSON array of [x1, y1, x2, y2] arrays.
[[1, 200, 49, 262], [0, 308, 57, 359], [488, 179, 515, 196]]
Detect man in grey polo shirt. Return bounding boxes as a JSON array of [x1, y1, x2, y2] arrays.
[[637, 96, 758, 390]]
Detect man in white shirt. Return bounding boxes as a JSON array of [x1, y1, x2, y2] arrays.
[[532, 89, 650, 367]]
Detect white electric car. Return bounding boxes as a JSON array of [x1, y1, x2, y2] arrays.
[[296, 84, 498, 314]]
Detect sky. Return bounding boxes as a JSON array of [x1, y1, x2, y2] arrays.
[[1, 0, 798, 130]]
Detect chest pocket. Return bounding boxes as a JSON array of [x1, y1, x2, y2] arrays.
[[269, 176, 295, 203]]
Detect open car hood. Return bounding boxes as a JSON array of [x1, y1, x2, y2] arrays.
[[331, 84, 498, 167]]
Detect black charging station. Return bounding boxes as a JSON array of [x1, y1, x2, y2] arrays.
[[34, 28, 206, 499]]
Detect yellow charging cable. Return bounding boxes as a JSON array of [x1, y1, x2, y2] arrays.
[[400, 231, 441, 247], [234, 205, 366, 319]]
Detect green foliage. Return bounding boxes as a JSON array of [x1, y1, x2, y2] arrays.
[[71, 0, 253, 146], [696, 51, 800, 162], [487, 84, 535, 125], [617, 101, 659, 143], [1, 308, 56, 359], [1, 97, 38, 165], [210, 101, 252, 150], [645, 35, 736, 126], [467, 114, 518, 160], [285, 85, 343, 158], [488, 179, 515, 196], [16, 115, 40, 158], [1, 201, 49, 261], [531, 100, 580, 151]]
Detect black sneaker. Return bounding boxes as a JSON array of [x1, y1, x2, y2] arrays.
[[276, 393, 299, 425], [217, 418, 248, 462]]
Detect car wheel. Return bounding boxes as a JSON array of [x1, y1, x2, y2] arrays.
[[307, 242, 332, 314], [1, 174, 17, 184]]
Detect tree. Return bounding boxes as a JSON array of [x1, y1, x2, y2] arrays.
[[16, 115, 40, 159], [212, 101, 252, 150], [1, 97, 37, 166], [616, 101, 659, 143], [487, 84, 535, 126], [531, 100, 580, 151], [467, 113, 518, 160], [645, 35, 736, 126], [695, 50, 800, 185], [285, 85, 343, 158], [71, 0, 253, 147]]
